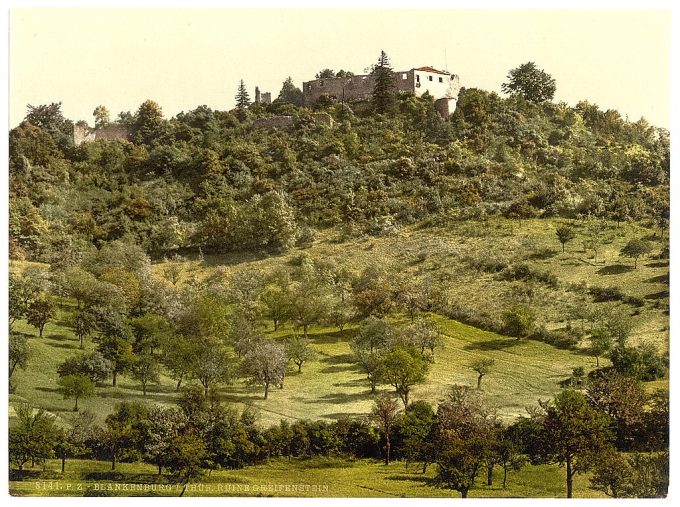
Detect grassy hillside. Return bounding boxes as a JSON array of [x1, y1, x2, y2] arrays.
[[10, 218, 668, 427], [9, 457, 606, 498]]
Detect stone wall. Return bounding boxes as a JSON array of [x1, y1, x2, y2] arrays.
[[302, 68, 460, 116], [73, 124, 131, 146]]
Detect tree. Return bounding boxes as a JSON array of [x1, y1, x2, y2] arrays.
[[403, 320, 442, 359], [190, 338, 234, 397], [372, 50, 396, 114], [501, 62, 556, 103], [9, 403, 59, 471], [586, 370, 646, 449], [378, 345, 429, 408], [434, 385, 496, 498], [352, 347, 383, 393], [146, 405, 186, 475], [590, 328, 612, 367], [235, 80, 250, 109], [502, 304, 535, 339], [315, 69, 335, 79], [370, 394, 401, 465], [25, 102, 73, 141], [352, 266, 395, 319], [130, 352, 161, 396], [9, 333, 30, 378], [286, 335, 315, 373], [104, 401, 150, 470], [165, 433, 206, 497], [533, 390, 613, 498], [93, 105, 110, 128], [620, 239, 653, 269], [160, 333, 196, 391], [590, 449, 668, 498], [57, 351, 111, 383], [72, 310, 98, 349], [400, 400, 437, 472], [555, 224, 576, 253], [26, 297, 55, 338], [240, 339, 288, 399], [277, 77, 304, 106], [133, 99, 164, 145], [470, 358, 495, 389], [96, 334, 135, 387], [259, 280, 291, 331], [57, 374, 96, 411]]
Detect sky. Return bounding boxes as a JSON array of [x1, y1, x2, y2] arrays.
[[9, 8, 672, 129]]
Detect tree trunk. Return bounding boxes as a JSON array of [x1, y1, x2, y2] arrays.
[[204, 384, 209, 397], [566, 457, 573, 498], [175, 374, 183, 391], [503, 467, 508, 489], [112, 370, 117, 387], [595, 355, 600, 367], [422, 462, 428, 474], [274, 320, 278, 332], [158, 463, 162, 475], [303, 323, 308, 337], [74, 397, 79, 411], [264, 382, 269, 399], [111, 453, 116, 471], [461, 487, 469, 498], [562, 243, 565, 253], [385, 436, 391, 465], [297, 362, 302, 373], [143, 382, 147, 396], [80, 335, 84, 349], [61, 456, 66, 473], [180, 483, 187, 497], [487, 463, 494, 486], [477, 374, 483, 389]]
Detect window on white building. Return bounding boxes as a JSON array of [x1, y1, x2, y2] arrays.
[[439, 77, 443, 83], [402, 73, 407, 79]]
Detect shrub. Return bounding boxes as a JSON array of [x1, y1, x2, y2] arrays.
[[498, 263, 558, 287], [589, 285, 625, 302]]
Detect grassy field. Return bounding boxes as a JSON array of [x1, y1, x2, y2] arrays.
[[11, 310, 598, 426], [10, 218, 668, 427], [8, 457, 606, 498], [9, 217, 668, 497]]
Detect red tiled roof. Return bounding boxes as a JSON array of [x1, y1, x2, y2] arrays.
[[413, 66, 449, 75]]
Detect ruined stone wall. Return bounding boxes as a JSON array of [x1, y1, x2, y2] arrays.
[[302, 69, 459, 109], [73, 124, 130, 146]]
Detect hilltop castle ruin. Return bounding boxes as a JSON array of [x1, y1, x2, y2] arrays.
[[302, 66, 461, 116]]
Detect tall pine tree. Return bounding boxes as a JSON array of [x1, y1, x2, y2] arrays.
[[235, 80, 250, 109], [372, 50, 396, 114]]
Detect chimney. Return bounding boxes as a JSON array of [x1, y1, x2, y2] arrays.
[[255, 86, 261, 104]]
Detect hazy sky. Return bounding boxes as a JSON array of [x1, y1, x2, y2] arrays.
[[9, 9, 671, 128]]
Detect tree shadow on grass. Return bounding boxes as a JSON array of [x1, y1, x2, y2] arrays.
[[463, 339, 518, 351], [307, 391, 372, 405], [320, 353, 355, 365], [35, 386, 61, 394], [645, 290, 669, 300], [646, 274, 669, 284], [597, 264, 634, 275], [646, 261, 669, 268], [320, 364, 360, 374]]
